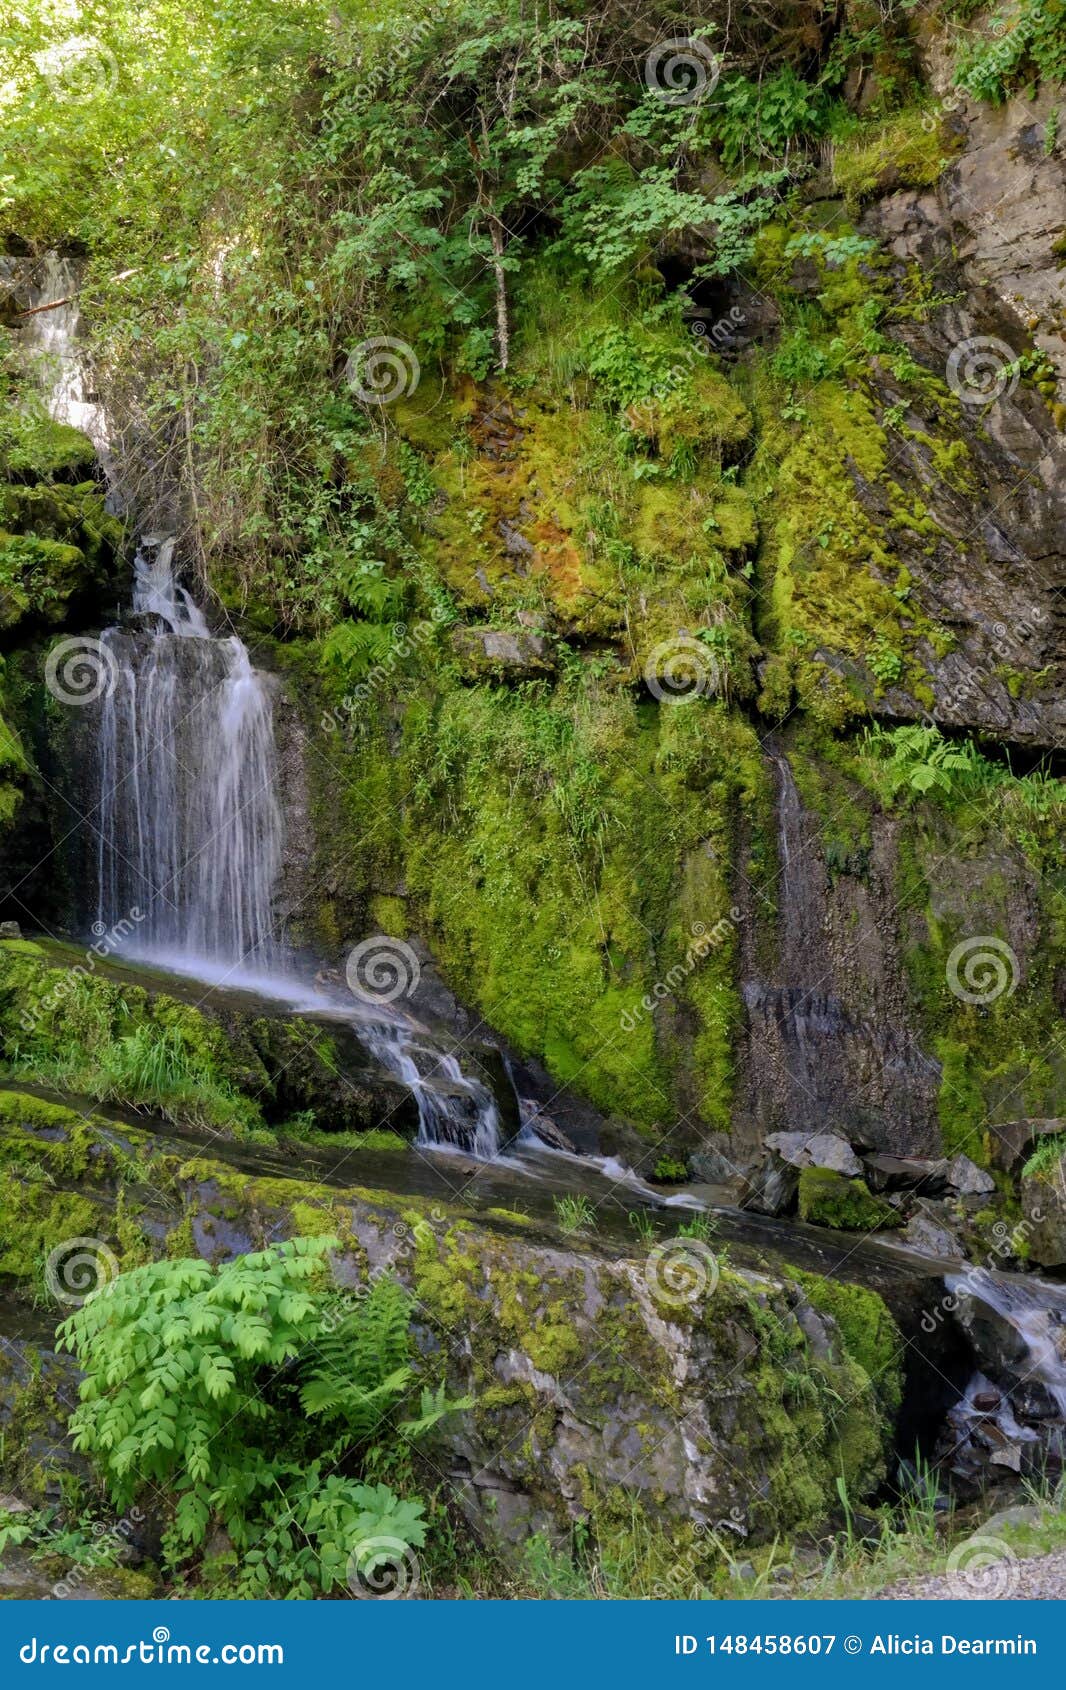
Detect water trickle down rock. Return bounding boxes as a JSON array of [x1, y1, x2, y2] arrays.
[[737, 750, 941, 1192]]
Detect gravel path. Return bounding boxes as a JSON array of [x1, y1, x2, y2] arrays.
[[876, 1547, 1066, 1601]]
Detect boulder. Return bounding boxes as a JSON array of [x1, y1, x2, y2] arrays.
[[864, 1153, 950, 1194], [947, 1154, 996, 1198], [0, 1094, 903, 1559], [988, 1118, 1066, 1173], [765, 1130, 863, 1177], [902, 1210, 967, 1261], [797, 1169, 901, 1232], [1022, 1162, 1066, 1269]]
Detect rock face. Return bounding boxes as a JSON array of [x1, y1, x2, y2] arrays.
[[1022, 1160, 1066, 1269], [856, 87, 1066, 751], [734, 754, 942, 1163], [0, 1090, 900, 1557], [989, 1118, 1066, 1173]]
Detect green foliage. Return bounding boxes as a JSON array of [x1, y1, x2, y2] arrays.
[[860, 724, 1064, 815], [553, 1194, 596, 1235], [1022, 1134, 1066, 1180], [651, 1154, 688, 1182], [0, 947, 260, 1134], [58, 1238, 463, 1596], [954, 0, 1066, 102]]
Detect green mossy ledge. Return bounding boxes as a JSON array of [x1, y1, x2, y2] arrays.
[[0, 940, 419, 1138], [0, 1090, 902, 1557]]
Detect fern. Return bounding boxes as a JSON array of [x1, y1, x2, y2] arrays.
[[58, 1239, 468, 1595]]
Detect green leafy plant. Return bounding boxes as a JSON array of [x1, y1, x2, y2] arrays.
[[674, 1212, 718, 1243], [58, 1237, 467, 1596]]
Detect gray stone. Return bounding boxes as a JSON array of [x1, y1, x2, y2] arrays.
[[1022, 1162, 1066, 1268], [865, 1153, 950, 1194], [451, 626, 556, 680], [947, 1154, 996, 1197], [764, 1130, 862, 1176], [903, 1211, 967, 1261], [989, 1118, 1066, 1173], [0, 922, 22, 940]]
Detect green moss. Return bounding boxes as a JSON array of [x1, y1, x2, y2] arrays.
[[0, 944, 263, 1134], [787, 1268, 904, 1416], [831, 109, 961, 205], [302, 676, 767, 1137], [797, 1168, 901, 1231]]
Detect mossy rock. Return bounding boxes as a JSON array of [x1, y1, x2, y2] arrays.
[[797, 1168, 901, 1231]]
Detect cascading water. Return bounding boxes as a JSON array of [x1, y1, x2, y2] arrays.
[[16, 253, 506, 1159], [94, 536, 284, 979], [91, 543, 503, 1154], [946, 1267, 1066, 1416]]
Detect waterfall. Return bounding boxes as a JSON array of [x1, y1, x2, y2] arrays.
[[946, 1267, 1066, 1416], [356, 1017, 503, 1160], [17, 254, 505, 1159], [92, 543, 504, 1155], [94, 537, 284, 980], [9, 252, 110, 459]]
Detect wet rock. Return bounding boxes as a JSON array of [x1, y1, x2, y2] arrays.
[[947, 1155, 996, 1198], [0, 921, 21, 940], [743, 1156, 799, 1217], [234, 1013, 422, 1139], [519, 1102, 576, 1154], [972, 1389, 1001, 1413], [903, 1210, 967, 1260]]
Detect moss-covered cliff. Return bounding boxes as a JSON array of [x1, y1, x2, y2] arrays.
[[1, 0, 1064, 1188]]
